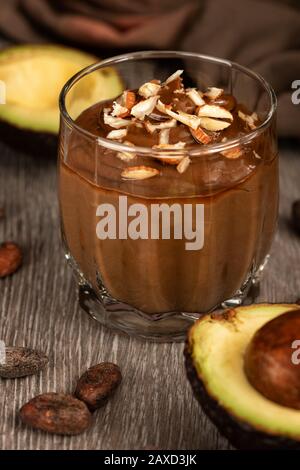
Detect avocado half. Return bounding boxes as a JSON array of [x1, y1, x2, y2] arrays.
[[185, 303, 300, 450], [0, 44, 123, 156]]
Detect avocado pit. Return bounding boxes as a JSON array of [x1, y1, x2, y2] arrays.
[[244, 309, 300, 409]]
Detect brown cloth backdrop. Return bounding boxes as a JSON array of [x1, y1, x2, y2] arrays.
[[1, 0, 300, 138]]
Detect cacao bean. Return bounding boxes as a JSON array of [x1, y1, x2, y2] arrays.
[[75, 362, 122, 411], [20, 393, 91, 435], [0, 347, 48, 378], [0, 242, 22, 277]]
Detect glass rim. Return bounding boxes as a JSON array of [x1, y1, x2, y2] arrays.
[[59, 50, 277, 157]]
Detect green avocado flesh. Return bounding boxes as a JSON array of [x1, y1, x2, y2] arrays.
[[0, 45, 123, 134], [189, 303, 300, 442]]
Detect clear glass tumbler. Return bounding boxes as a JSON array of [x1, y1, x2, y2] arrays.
[[58, 51, 278, 341]]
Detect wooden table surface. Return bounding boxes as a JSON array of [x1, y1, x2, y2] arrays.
[[0, 139, 299, 450]]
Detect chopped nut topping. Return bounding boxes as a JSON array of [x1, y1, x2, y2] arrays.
[[102, 71, 258, 171], [139, 82, 161, 98], [164, 69, 183, 85], [144, 119, 177, 134], [176, 156, 191, 174], [116, 141, 136, 162], [153, 141, 186, 150], [118, 90, 136, 116], [159, 128, 170, 145], [221, 147, 243, 159], [199, 117, 232, 131], [156, 100, 201, 130], [253, 150, 262, 160], [186, 88, 205, 106], [152, 142, 186, 165], [190, 127, 212, 144], [104, 112, 132, 129], [238, 110, 258, 130], [121, 166, 160, 180], [106, 129, 128, 140], [111, 101, 128, 118], [204, 87, 224, 100], [131, 96, 159, 120], [198, 104, 233, 121]]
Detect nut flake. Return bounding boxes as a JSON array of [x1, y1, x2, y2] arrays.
[[199, 117, 232, 132], [131, 96, 159, 120], [106, 129, 127, 140], [144, 119, 177, 134], [103, 112, 131, 129], [221, 147, 243, 159], [186, 88, 205, 106], [159, 128, 170, 145], [156, 101, 201, 130], [253, 150, 262, 160], [189, 127, 212, 144], [176, 156, 191, 174], [121, 166, 160, 180], [122, 90, 136, 110], [111, 101, 128, 118], [139, 82, 161, 98], [153, 142, 186, 165], [197, 104, 233, 121], [164, 70, 183, 85], [238, 110, 258, 130], [204, 87, 224, 100], [116, 141, 136, 162]]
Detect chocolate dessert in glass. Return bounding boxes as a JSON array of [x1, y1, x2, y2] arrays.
[[59, 51, 278, 341]]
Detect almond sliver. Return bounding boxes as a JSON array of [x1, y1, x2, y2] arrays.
[[204, 87, 224, 100], [159, 128, 170, 145], [200, 117, 232, 131], [153, 142, 186, 150], [104, 113, 132, 129], [121, 166, 159, 180], [106, 129, 127, 140], [221, 147, 243, 159], [144, 119, 177, 134], [111, 101, 128, 117], [156, 100, 201, 130], [198, 104, 233, 121], [131, 96, 159, 120], [116, 141, 136, 161], [186, 88, 205, 106], [123, 90, 136, 110], [164, 70, 183, 85], [139, 82, 161, 98], [238, 110, 257, 130], [189, 127, 212, 144], [177, 156, 191, 174]]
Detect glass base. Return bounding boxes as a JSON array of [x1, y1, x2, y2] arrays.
[[65, 253, 269, 342], [65, 251, 268, 342]]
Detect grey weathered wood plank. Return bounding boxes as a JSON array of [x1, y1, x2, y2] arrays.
[[0, 141, 299, 450]]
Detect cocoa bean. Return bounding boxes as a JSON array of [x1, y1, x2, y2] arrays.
[[0, 242, 22, 277], [20, 393, 91, 435], [0, 347, 48, 378], [75, 362, 122, 411]]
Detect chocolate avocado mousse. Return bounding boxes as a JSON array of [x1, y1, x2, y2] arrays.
[[59, 70, 278, 315]]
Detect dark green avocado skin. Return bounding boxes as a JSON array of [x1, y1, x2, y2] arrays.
[[0, 119, 57, 158], [184, 342, 300, 450]]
